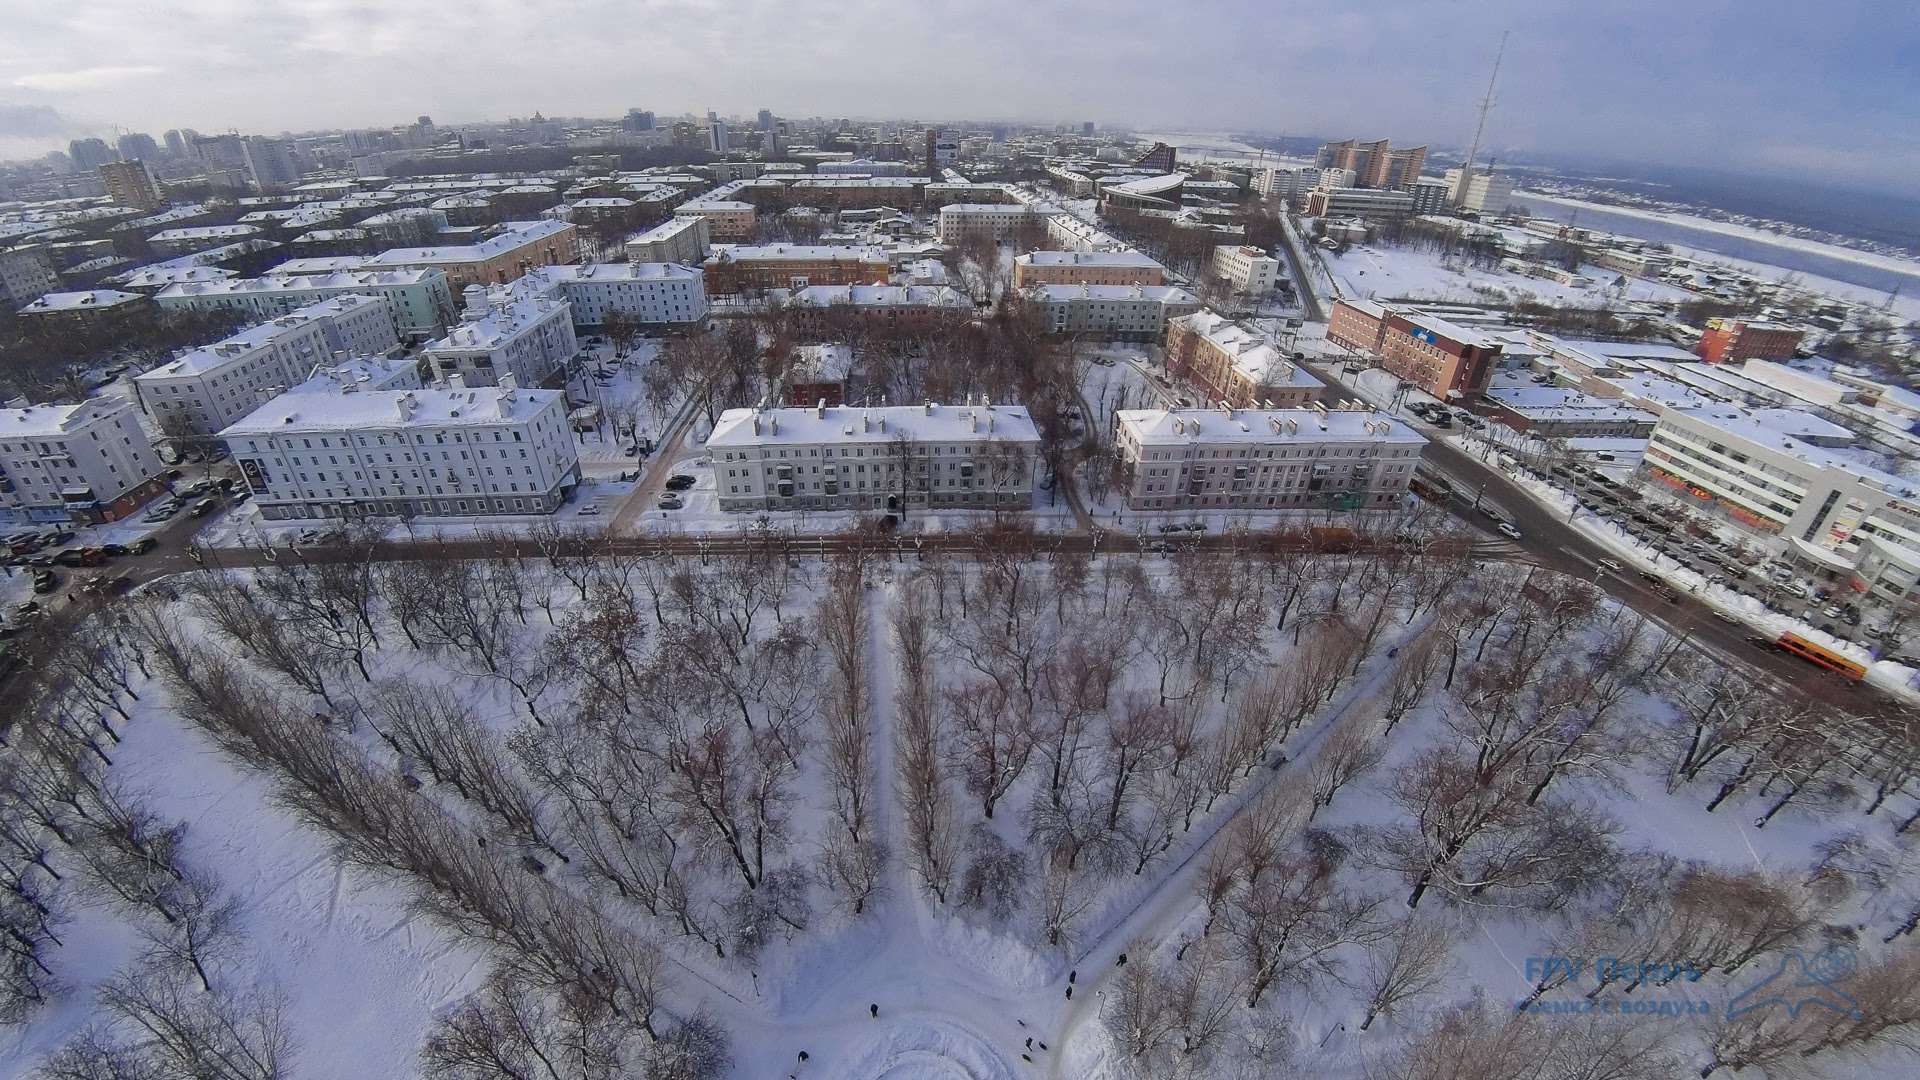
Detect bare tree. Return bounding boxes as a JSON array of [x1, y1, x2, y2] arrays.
[[1356, 916, 1453, 1030]]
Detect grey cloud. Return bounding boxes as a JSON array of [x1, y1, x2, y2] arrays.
[[0, 102, 85, 139]]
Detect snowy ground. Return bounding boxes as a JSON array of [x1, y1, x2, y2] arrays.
[[1322, 243, 1696, 307]]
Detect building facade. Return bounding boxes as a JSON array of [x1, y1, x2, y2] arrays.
[[937, 204, 1054, 244], [1305, 187, 1415, 217], [153, 268, 456, 339], [424, 289, 578, 388], [1211, 245, 1281, 292], [1021, 284, 1201, 342], [0, 249, 60, 304], [703, 244, 892, 294], [1011, 250, 1165, 288], [1114, 406, 1425, 510], [674, 200, 756, 241], [1443, 168, 1517, 213], [529, 262, 709, 327], [361, 220, 580, 292], [99, 159, 165, 211], [1166, 312, 1325, 408], [0, 399, 168, 524], [221, 385, 581, 519], [783, 284, 972, 336], [707, 403, 1040, 513], [137, 303, 347, 434], [1378, 309, 1503, 400], [624, 215, 711, 264], [1695, 318, 1806, 364], [1327, 298, 1389, 356]]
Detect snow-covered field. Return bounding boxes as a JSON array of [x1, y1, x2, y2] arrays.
[[1323, 243, 1695, 307]]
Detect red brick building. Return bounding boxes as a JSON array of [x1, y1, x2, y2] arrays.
[[1695, 318, 1805, 364], [1327, 298, 1389, 355], [1378, 310, 1502, 400]]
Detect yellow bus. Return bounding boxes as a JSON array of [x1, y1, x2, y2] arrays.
[[1775, 632, 1867, 683]]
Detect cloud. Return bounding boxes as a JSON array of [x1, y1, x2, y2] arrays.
[[0, 102, 83, 139], [14, 65, 164, 92]]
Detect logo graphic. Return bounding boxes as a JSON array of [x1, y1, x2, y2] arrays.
[[1726, 944, 1859, 1019]]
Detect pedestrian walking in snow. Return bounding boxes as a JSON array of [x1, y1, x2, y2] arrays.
[[870, 1003, 879, 1018], [1117, 953, 1128, 966], [1025, 1037, 1032, 1050], [1069, 970, 1076, 984], [1065, 986, 1072, 1000]]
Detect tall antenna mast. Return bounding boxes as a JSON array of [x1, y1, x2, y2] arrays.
[[1456, 30, 1509, 206]]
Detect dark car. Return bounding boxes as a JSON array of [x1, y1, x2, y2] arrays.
[[31, 570, 57, 594], [189, 498, 217, 517], [102, 543, 129, 557], [128, 537, 158, 555], [664, 475, 696, 491]]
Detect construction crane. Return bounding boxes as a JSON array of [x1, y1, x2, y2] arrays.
[[1455, 30, 1509, 207]]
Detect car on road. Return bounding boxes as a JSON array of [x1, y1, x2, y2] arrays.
[[1711, 609, 1741, 624], [293, 528, 322, 544], [576, 504, 602, 516], [128, 536, 157, 555], [189, 498, 217, 517], [14, 601, 40, 620], [1496, 521, 1523, 540], [31, 570, 56, 594], [664, 475, 696, 491], [1597, 558, 1624, 573]]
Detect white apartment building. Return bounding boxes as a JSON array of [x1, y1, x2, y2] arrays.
[[1212, 245, 1282, 293], [937, 203, 1055, 244], [525, 262, 709, 327], [1114, 406, 1426, 511], [1254, 166, 1324, 206], [707, 402, 1041, 513], [1641, 406, 1920, 566], [674, 200, 756, 241], [137, 296, 393, 435], [423, 290, 577, 388], [0, 248, 59, 303], [0, 399, 168, 523], [296, 293, 401, 357], [624, 215, 711, 264], [220, 384, 581, 519], [153, 268, 456, 339], [1021, 284, 1202, 341]]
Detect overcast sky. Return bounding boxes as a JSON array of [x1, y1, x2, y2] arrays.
[[1, 0, 1913, 189]]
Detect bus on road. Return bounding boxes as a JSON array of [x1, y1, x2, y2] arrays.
[[1774, 632, 1868, 682]]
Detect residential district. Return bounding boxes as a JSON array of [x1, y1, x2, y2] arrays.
[[2, 111, 1918, 686]]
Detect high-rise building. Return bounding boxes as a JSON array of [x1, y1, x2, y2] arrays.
[[243, 136, 302, 192], [67, 138, 115, 171], [1082, 121, 1095, 137], [757, 109, 774, 130], [99, 158, 165, 211], [116, 132, 160, 162], [163, 130, 187, 158], [1443, 167, 1516, 213], [706, 111, 729, 153], [622, 108, 655, 132]]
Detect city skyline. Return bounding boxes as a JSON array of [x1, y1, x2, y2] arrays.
[[0, 0, 1913, 190]]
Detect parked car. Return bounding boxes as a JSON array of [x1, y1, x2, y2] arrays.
[[128, 536, 157, 555], [658, 495, 684, 510], [31, 570, 56, 594], [1497, 521, 1523, 540], [664, 475, 696, 491]]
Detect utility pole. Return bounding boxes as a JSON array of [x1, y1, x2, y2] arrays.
[[1455, 30, 1509, 208]]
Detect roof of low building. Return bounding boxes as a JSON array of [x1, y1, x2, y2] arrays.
[[708, 403, 1040, 447]]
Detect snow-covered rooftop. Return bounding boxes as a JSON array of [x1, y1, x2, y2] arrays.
[[534, 262, 703, 284], [221, 386, 561, 436], [1117, 406, 1425, 446], [0, 400, 133, 438], [17, 289, 144, 313], [708, 403, 1040, 448], [361, 220, 572, 268], [785, 285, 971, 309], [1016, 250, 1163, 268]]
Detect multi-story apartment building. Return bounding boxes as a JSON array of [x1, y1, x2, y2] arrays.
[[1695, 318, 1806, 364], [703, 244, 893, 295], [286, 354, 423, 396], [937, 204, 1055, 244], [154, 268, 456, 339], [524, 262, 709, 328], [0, 248, 60, 304], [0, 399, 168, 523], [1011, 250, 1165, 288], [1378, 309, 1503, 400], [1254, 166, 1324, 208], [99, 159, 165, 211], [16, 289, 146, 322], [1020, 284, 1202, 342], [783, 284, 973, 336], [1317, 140, 1425, 189], [424, 289, 577, 388], [1211, 246, 1282, 292], [137, 303, 346, 434], [673, 200, 756, 241], [1409, 179, 1452, 215], [624, 215, 711, 264], [221, 384, 581, 519], [1114, 406, 1425, 510], [1166, 312, 1325, 408], [361, 220, 579, 292], [707, 402, 1041, 513], [297, 293, 402, 357], [146, 225, 262, 256]]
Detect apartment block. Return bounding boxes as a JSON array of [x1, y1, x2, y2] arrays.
[[1166, 312, 1325, 408], [937, 204, 1055, 244], [361, 220, 580, 292], [1211, 245, 1281, 292], [221, 384, 581, 519], [1020, 284, 1201, 342], [0, 399, 168, 523], [1695, 318, 1806, 364], [703, 244, 892, 295], [674, 200, 756, 241], [1011, 250, 1165, 288], [707, 402, 1041, 513], [624, 215, 711, 264], [423, 289, 577, 388], [1114, 406, 1425, 510], [154, 268, 456, 339], [1378, 309, 1503, 400], [528, 262, 709, 327]]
